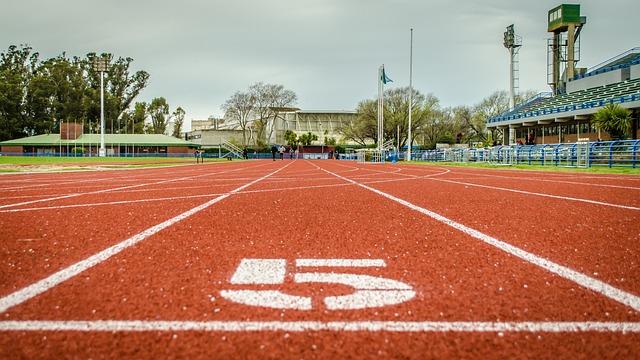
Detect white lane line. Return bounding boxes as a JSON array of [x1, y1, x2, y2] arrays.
[[356, 164, 640, 211], [296, 259, 386, 267], [319, 164, 640, 312], [0, 162, 290, 314], [0, 320, 638, 333], [0, 171, 453, 213], [0, 162, 269, 210], [433, 178, 640, 211]]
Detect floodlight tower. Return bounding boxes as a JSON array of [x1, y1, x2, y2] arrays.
[[547, 4, 586, 95], [92, 56, 109, 157], [503, 25, 522, 110], [503, 24, 522, 144]]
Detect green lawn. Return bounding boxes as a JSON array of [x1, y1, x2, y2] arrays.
[[0, 156, 231, 172], [0, 156, 224, 165], [402, 161, 640, 175]]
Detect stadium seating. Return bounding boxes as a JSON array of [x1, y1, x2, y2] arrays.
[[489, 78, 640, 123]]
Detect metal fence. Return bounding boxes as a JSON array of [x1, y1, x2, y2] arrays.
[[407, 140, 640, 168]]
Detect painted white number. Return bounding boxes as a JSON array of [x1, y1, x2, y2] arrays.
[[219, 258, 415, 310]]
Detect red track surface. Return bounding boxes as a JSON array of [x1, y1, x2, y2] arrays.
[[1, 160, 639, 358]]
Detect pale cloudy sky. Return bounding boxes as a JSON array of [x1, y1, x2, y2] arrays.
[[2, 0, 638, 129]]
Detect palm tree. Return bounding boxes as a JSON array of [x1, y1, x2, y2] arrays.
[[591, 104, 632, 140]]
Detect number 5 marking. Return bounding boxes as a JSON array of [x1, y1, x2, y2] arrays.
[[219, 258, 415, 310]]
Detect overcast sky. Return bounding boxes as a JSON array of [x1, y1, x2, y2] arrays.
[[2, 0, 638, 129]]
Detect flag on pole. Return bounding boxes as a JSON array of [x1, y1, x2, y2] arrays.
[[381, 66, 393, 84]]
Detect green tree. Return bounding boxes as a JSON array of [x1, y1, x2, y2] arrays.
[[283, 130, 298, 146], [298, 132, 318, 146], [592, 104, 632, 139], [343, 87, 439, 147], [0, 45, 38, 141], [146, 97, 170, 134], [83, 53, 150, 135], [28, 54, 87, 135], [172, 107, 185, 138]]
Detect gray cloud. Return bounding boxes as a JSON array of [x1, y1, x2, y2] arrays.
[[2, 0, 638, 129]]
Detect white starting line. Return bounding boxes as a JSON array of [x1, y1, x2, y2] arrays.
[[0, 320, 639, 333]]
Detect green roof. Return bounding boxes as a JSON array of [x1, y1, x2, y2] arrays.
[[0, 134, 197, 147]]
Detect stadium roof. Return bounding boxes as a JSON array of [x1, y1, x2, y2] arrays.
[[0, 134, 197, 147]]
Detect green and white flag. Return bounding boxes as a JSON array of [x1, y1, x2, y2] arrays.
[[381, 66, 393, 84]]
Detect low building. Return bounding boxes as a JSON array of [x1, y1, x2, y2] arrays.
[[0, 123, 197, 156], [186, 109, 358, 148]]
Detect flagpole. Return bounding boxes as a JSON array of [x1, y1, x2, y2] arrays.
[[407, 28, 414, 161], [378, 66, 382, 150]]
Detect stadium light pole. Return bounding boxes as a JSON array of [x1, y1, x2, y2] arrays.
[[93, 56, 109, 157], [407, 28, 414, 161]]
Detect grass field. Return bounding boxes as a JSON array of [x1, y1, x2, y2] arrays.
[[0, 156, 229, 172]]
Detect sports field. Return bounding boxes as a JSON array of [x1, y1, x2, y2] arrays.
[[0, 159, 639, 358]]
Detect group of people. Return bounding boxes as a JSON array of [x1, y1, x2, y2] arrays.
[[271, 145, 296, 160], [517, 133, 536, 146], [193, 150, 204, 163]]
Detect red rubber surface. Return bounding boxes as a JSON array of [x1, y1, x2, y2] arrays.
[[1, 160, 639, 358]]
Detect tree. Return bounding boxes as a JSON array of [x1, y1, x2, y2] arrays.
[[298, 132, 318, 146], [146, 97, 170, 134], [249, 82, 297, 143], [123, 101, 147, 134], [172, 107, 185, 138], [28, 54, 87, 135], [83, 53, 150, 134], [342, 87, 439, 147], [592, 104, 632, 139], [0, 45, 39, 141], [283, 130, 298, 146], [221, 91, 255, 145]]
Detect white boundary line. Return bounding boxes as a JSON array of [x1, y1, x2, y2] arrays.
[[0, 162, 291, 314], [0, 320, 638, 333], [317, 162, 640, 312]]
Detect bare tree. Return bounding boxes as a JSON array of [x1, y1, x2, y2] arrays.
[[221, 91, 255, 145], [249, 82, 297, 145]]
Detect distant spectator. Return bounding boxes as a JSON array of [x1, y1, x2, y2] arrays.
[[289, 147, 295, 159], [271, 145, 277, 161], [242, 147, 248, 160], [279, 145, 285, 160]]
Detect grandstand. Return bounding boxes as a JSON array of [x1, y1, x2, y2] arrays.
[[488, 4, 640, 145], [488, 49, 640, 144]]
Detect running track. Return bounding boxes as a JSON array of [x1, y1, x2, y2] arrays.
[[0, 160, 639, 358]]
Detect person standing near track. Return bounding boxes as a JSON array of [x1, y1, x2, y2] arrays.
[[279, 145, 285, 160], [271, 145, 277, 161]]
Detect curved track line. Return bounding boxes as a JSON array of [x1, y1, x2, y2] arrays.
[[351, 163, 639, 211], [0, 162, 291, 314], [432, 178, 640, 211]]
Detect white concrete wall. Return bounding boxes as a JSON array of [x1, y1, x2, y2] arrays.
[[566, 69, 624, 93], [190, 129, 245, 147]]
